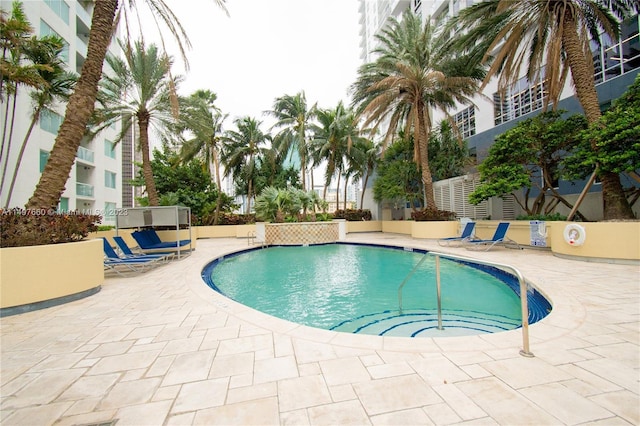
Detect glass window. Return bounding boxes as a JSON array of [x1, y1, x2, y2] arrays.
[[40, 109, 63, 134], [44, 0, 69, 25], [104, 202, 116, 222], [39, 150, 50, 173], [104, 140, 116, 159], [454, 106, 476, 138], [40, 20, 69, 63], [105, 171, 117, 189], [58, 197, 69, 212]]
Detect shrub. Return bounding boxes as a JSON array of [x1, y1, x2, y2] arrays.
[[0, 209, 101, 248], [410, 208, 456, 221], [334, 209, 372, 221], [516, 213, 568, 221], [215, 213, 256, 225]]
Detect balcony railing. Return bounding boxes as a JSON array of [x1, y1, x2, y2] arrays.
[[76, 182, 94, 198], [76, 146, 94, 163]]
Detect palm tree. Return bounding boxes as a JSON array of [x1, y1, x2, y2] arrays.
[[1, 3, 55, 192], [268, 92, 317, 191], [3, 37, 76, 208], [174, 89, 227, 223], [26, 0, 227, 209], [222, 117, 271, 214], [311, 102, 364, 211], [451, 0, 638, 219], [91, 39, 178, 206], [351, 9, 483, 210]]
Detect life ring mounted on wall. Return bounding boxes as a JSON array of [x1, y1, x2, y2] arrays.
[[564, 224, 586, 246]]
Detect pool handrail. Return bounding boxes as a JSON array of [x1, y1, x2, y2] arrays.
[[397, 249, 534, 358]]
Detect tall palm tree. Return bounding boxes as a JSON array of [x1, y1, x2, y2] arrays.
[[26, 0, 227, 209], [451, 0, 638, 219], [174, 89, 227, 224], [351, 9, 483, 210], [1, 2, 53, 186], [311, 102, 364, 209], [221, 117, 271, 214], [91, 39, 178, 206], [268, 92, 317, 191], [3, 37, 76, 208]]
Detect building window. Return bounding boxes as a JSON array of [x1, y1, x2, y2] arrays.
[[40, 20, 69, 63], [40, 109, 63, 134], [105, 171, 117, 189], [44, 0, 70, 25], [104, 202, 116, 222], [454, 106, 476, 138], [493, 74, 548, 125], [58, 197, 69, 212], [104, 139, 116, 159], [592, 14, 639, 84], [39, 150, 50, 173]]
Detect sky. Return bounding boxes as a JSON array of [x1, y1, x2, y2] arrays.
[[137, 0, 363, 128]]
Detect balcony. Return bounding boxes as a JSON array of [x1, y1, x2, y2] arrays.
[[76, 182, 94, 198], [76, 146, 94, 164]]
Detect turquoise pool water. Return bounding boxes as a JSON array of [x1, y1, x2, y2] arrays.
[[202, 244, 549, 337]]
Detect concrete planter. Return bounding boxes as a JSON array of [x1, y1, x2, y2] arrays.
[[382, 221, 413, 235], [411, 221, 459, 239], [0, 239, 103, 314], [550, 221, 640, 263], [346, 221, 382, 233]]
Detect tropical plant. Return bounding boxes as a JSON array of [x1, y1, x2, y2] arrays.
[[373, 134, 422, 211], [173, 89, 227, 223], [450, 0, 639, 219], [221, 117, 271, 214], [564, 74, 640, 210], [428, 120, 468, 181], [469, 110, 589, 219], [311, 102, 365, 209], [351, 9, 483, 210], [3, 35, 76, 208], [90, 39, 178, 206], [25, 0, 227, 210], [131, 148, 236, 220], [268, 92, 317, 191]]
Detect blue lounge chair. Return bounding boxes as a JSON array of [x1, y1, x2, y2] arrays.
[[131, 229, 191, 251], [464, 222, 521, 251], [102, 238, 163, 274], [112, 236, 173, 263], [438, 221, 476, 246]]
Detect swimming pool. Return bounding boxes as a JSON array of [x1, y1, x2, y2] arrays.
[[201, 243, 551, 337]]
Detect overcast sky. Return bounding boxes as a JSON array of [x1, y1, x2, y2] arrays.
[[138, 0, 362, 128]]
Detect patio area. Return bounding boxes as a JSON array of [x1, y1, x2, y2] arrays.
[[1, 233, 638, 425]]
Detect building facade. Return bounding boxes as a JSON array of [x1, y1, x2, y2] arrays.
[[357, 0, 640, 220], [0, 0, 124, 226]]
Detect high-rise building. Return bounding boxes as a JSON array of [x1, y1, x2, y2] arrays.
[[0, 0, 124, 226], [357, 0, 640, 220]]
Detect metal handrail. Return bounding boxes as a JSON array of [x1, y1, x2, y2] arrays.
[[397, 249, 534, 357]]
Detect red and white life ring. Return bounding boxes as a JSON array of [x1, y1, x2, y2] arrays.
[[563, 224, 586, 246]]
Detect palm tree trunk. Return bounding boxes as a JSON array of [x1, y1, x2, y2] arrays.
[[0, 91, 18, 199], [335, 173, 341, 212], [360, 173, 370, 209], [4, 105, 41, 208], [562, 15, 634, 219], [27, 0, 118, 209], [137, 112, 159, 206], [213, 148, 223, 225], [343, 175, 348, 210], [416, 104, 436, 209]]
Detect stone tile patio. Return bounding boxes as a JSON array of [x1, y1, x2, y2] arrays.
[[1, 233, 638, 425]]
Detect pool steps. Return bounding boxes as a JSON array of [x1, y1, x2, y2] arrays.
[[331, 309, 522, 337]]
